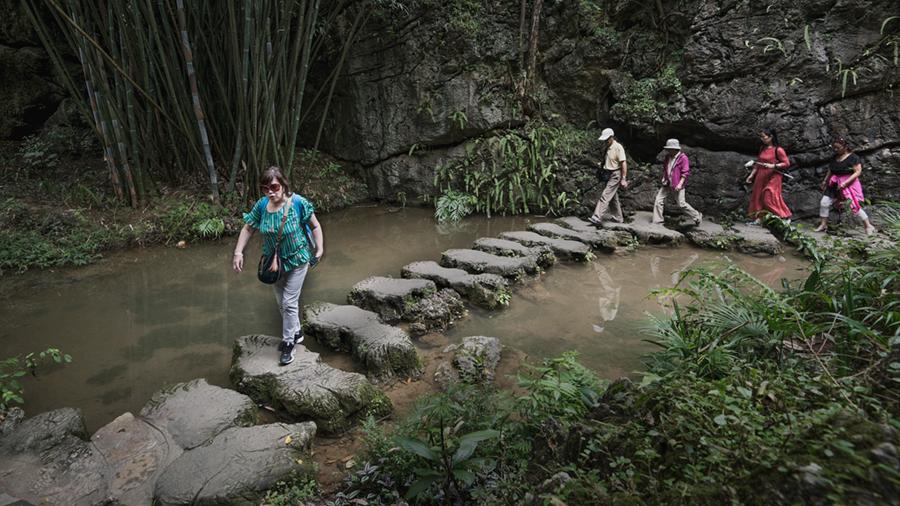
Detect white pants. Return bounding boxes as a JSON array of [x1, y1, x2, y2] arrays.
[[819, 195, 868, 221], [653, 186, 702, 223], [273, 263, 309, 343]]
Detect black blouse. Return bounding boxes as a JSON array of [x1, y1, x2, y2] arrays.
[[829, 153, 860, 176]]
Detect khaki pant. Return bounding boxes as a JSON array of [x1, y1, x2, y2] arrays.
[[652, 186, 702, 224], [593, 170, 623, 223]]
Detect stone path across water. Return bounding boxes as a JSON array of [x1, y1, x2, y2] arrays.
[[2, 209, 809, 505]]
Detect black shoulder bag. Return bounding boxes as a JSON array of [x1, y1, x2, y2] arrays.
[[257, 205, 290, 284]]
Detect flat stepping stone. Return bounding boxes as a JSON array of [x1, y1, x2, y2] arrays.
[[528, 222, 627, 252], [498, 231, 591, 261], [154, 422, 315, 505], [304, 303, 421, 379], [684, 221, 738, 250], [404, 288, 466, 336], [348, 276, 436, 323], [231, 335, 391, 433], [472, 237, 556, 268], [401, 261, 510, 309], [602, 211, 684, 245], [140, 378, 257, 450], [731, 223, 784, 255], [440, 248, 540, 281]]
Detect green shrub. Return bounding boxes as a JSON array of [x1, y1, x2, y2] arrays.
[[1, 348, 72, 410], [434, 190, 476, 223]]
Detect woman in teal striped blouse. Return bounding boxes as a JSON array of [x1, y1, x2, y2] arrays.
[[232, 166, 324, 365]]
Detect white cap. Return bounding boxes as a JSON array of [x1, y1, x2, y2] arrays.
[[663, 138, 681, 150], [598, 128, 614, 141]]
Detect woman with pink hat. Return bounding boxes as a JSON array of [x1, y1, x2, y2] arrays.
[[653, 139, 702, 225]]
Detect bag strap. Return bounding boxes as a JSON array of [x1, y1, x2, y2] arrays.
[[275, 205, 290, 246]]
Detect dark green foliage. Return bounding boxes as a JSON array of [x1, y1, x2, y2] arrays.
[[434, 124, 590, 220], [1, 348, 72, 410], [331, 230, 898, 505], [610, 65, 683, 130]]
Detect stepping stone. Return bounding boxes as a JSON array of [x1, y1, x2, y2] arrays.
[[401, 261, 510, 309], [472, 237, 557, 268], [154, 422, 315, 505], [498, 231, 591, 261], [684, 221, 739, 250], [304, 303, 421, 379], [440, 248, 540, 281], [602, 211, 684, 245], [528, 222, 627, 252], [140, 378, 258, 451], [731, 223, 784, 255], [348, 276, 436, 323], [231, 335, 392, 433], [434, 336, 503, 388], [555, 216, 599, 233]]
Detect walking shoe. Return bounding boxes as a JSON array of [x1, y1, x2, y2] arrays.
[[293, 330, 304, 345], [588, 214, 602, 226], [745, 219, 761, 226], [279, 341, 295, 366]]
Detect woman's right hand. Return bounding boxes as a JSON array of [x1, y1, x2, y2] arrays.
[[232, 253, 243, 273], [745, 175, 754, 184]]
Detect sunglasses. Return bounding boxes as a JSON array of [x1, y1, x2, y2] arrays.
[[260, 183, 282, 194]]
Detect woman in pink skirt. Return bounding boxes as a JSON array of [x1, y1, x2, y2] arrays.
[[815, 138, 876, 235]]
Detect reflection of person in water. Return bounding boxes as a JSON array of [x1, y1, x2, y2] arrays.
[[592, 263, 620, 333]]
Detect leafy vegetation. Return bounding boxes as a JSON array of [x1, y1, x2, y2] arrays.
[[609, 65, 683, 130], [1, 348, 72, 410], [433, 124, 591, 221]]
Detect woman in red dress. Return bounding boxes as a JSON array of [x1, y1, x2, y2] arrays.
[[745, 128, 792, 224]]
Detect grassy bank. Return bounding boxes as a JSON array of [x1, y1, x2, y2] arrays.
[[265, 216, 899, 505], [0, 137, 367, 275]]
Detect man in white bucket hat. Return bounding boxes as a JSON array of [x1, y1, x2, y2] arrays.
[[652, 138, 702, 225], [589, 128, 628, 225]]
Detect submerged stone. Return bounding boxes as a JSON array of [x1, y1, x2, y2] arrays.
[[347, 276, 436, 323], [528, 222, 627, 252], [140, 378, 257, 450], [231, 335, 391, 433], [401, 260, 510, 309], [602, 211, 685, 245], [154, 422, 315, 506], [498, 230, 591, 261], [440, 248, 540, 281], [304, 303, 421, 379], [472, 237, 557, 268]]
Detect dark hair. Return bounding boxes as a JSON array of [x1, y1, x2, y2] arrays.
[[260, 166, 291, 195], [832, 137, 851, 151], [761, 127, 781, 149]]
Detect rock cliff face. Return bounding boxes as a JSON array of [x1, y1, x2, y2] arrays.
[[312, 0, 899, 216], [4, 0, 898, 216]]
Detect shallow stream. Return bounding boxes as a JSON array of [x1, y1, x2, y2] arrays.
[[0, 205, 808, 431]]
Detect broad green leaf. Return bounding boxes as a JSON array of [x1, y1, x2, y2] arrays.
[[395, 437, 437, 461], [405, 476, 438, 499]]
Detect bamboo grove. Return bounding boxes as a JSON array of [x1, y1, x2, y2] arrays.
[[24, 0, 371, 206]]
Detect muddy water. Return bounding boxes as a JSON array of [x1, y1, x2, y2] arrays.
[[0, 205, 808, 431]]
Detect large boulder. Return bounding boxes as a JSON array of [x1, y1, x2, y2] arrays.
[[0, 408, 108, 505], [153, 422, 316, 506], [139, 378, 258, 450], [304, 303, 421, 379], [231, 335, 391, 433], [90, 412, 182, 505]]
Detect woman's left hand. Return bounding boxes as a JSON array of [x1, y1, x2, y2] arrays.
[[315, 249, 324, 262]]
